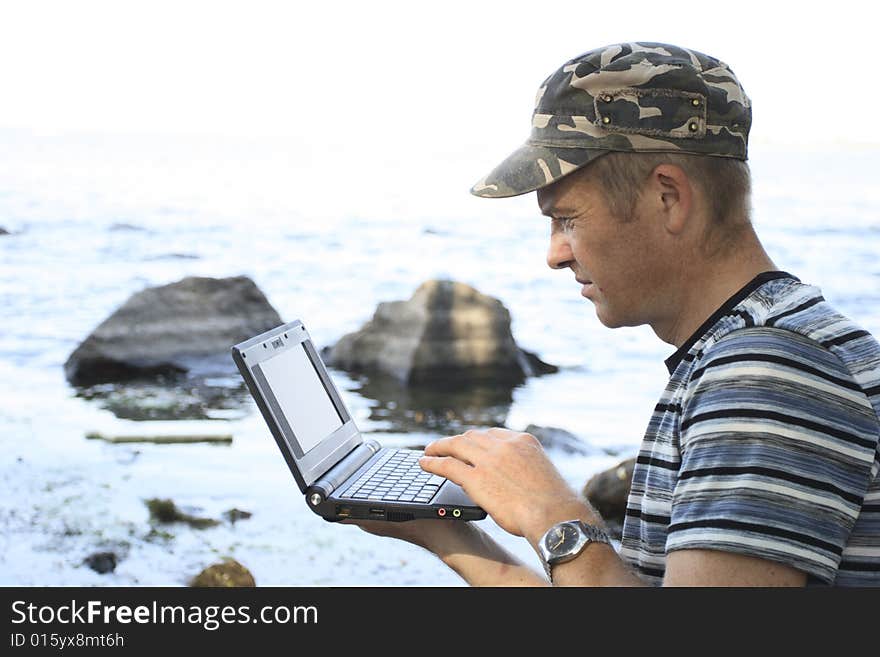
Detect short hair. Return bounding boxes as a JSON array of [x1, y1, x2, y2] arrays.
[[586, 151, 752, 251]]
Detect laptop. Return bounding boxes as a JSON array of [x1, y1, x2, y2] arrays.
[[231, 319, 486, 522]]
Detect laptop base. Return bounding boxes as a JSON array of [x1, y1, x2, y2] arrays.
[[311, 497, 487, 522]]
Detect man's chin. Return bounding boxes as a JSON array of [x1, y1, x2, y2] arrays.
[[594, 305, 630, 330]]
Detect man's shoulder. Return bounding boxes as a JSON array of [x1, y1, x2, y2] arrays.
[[689, 309, 880, 447], [695, 324, 858, 384], [708, 278, 880, 379]]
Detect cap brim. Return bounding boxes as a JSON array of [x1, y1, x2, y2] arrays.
[[470, 143, 609, 198]]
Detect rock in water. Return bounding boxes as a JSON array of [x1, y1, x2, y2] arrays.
[[222, 508, 253, 523], [190, 559, 256, 587], [582, 457, 636, 539], [145, 498, 220, 529], [325, 279, 556, 385], [83, 551, 118, 574], [64, 276, 282, 386], [524, 424, 596, 455]]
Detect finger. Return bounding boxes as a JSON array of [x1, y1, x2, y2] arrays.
[[338, 519, 370, 528], [340, 518, 392, 536], [424, 433, 486, 464], [419, 455, 474, 487]]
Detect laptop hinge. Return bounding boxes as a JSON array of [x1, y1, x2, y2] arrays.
[[306, 439, 380, 502]]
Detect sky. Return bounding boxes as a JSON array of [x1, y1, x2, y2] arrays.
[[2, 0, 878, 155]]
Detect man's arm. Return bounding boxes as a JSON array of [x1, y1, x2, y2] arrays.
[[420, 428, 809, 587], [663, 549, 806, 586], [350, 517, 548, 586], [419, 428, 647, 586]]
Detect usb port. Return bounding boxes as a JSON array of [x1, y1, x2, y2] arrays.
[[368, 508, 386, 517], [336, 506, 352, 518]]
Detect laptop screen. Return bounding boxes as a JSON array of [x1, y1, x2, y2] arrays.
[[256, 342, 344, 455]]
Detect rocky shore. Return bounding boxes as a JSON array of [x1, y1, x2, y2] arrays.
[[58, 275, 632, 583]]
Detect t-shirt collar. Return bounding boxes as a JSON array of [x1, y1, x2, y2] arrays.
[[663, 271, 799, 375]]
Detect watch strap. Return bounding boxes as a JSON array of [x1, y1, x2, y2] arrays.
[[538, 519, 612, 583]]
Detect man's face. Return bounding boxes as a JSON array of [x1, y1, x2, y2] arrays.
[[538, 169, 669, 329]]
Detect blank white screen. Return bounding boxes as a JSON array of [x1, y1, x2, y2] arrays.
[[259, 343, 343, 454]]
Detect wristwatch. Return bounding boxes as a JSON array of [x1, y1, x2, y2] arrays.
[[538, 519, 612, 582]]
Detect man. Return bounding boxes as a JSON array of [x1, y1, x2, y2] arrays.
[[353, 42, 880, 586]]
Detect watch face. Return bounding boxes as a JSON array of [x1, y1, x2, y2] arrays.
[[545, 522, 580, 556]]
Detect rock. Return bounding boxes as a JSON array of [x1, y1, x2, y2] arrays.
[[64, 276, 282, 386], [525, 424, 596, 455], [582, 457, 636, 539], [145, 498, 220, 529], [143, 527, 175, 542], [76, 379, 251, 421], [222, 508, 252, 523], [190, 559, 256, 587], [324, 279, 557, 386], [83, 551, 118, 574], [353, 375, 514, 433], [0, 227, 9, 235]]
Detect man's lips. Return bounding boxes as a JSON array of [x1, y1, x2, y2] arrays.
[[576, 277, 596, 298]]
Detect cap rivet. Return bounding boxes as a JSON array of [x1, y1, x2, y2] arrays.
[[602, 94, 613, 103], [688, 122, 699, 132], [691, 98, 701, 107], [602, 116, 611, 124]]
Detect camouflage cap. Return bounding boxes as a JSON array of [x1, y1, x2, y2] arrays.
[[471, 42, 751, 198]]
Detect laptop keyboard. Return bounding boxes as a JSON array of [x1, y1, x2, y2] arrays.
[[339, 449, 446, 503]]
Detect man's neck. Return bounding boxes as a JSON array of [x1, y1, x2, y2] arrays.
[[652, 231, 778, 349]]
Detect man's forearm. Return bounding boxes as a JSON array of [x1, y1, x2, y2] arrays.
[[434, 517, 645, 586], [432, 522, 548, 586], [523, 500, 647, 587], [532, 540, 647, 586]]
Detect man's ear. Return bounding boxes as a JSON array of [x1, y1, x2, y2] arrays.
[[649, 164, 693, 235]]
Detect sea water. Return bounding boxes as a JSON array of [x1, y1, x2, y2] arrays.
[[1, 130, 877, 585]]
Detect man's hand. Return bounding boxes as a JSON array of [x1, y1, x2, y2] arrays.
[[341, 517, 468, 555], [419, 427, 592, 544], [342, 515, 549, 586]]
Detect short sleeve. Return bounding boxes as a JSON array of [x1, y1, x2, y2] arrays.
[[667, 327, 879, 584]]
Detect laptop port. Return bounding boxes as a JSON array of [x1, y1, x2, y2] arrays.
[[336, 506, 352, 518], [368, 508, 386, 518], [452, 508, 461, 518], [437, 508, 447, 517]]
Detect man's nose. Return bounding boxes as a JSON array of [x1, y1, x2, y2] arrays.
[[546, 231, 574, 270]]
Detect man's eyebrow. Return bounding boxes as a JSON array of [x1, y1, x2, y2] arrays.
[[542, 207, 574, 218], [538, 190, 575, 218]]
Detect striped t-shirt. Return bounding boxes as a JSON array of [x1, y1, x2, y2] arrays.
[[618, 271, 880, 585]]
